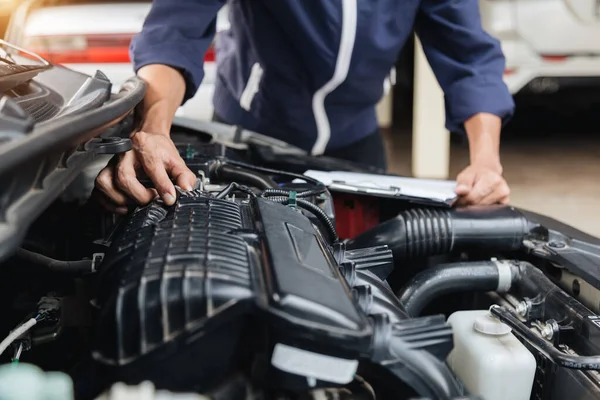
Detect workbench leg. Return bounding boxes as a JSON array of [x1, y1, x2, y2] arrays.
[[411, 36, 450, 179]]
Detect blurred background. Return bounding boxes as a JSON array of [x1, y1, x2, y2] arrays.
[[2, 0, 599, 236]]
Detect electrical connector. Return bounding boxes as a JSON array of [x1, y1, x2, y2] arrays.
[[36, 297, 61, 324], [32, 297, 62, 345], [287, 191, 297, 210]]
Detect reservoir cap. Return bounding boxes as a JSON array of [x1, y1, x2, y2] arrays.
[[473, 312, 512, 336]]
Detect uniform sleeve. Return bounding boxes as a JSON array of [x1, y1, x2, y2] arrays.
[[130, 0, 225, 103], [414, 0, 515, 134]]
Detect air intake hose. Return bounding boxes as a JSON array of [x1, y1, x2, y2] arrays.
[[346, 205, 533, 261]]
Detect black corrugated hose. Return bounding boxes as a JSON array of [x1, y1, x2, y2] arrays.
[[347, 208, 454, 259], [215, 182, 258, 199], [262, 188, 328, 198], [346, 206, 532, 261], [266, 196, 338, 242]]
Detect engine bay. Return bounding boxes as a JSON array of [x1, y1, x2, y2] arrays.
[[2, 58, 600, 400]]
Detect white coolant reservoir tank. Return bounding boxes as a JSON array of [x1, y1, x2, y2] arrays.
[[447, 309, 536, 400]]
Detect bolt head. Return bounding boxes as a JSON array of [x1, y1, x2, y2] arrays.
[[541, 324, 554, 340], [516, 302, 528, 316], [548, 241, 566, 249]]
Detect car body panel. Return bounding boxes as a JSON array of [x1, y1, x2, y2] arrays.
[[480, 0, 600, 94], [515, 0, 600, 55], [23, 3, 151, 36]]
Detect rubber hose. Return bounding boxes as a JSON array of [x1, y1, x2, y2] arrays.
[[508, 261, 600, 347], [267, 196, 338, 242], [15, 248, 94, 273], [346, 206, 532, 261], [262, 188, 327, 198], [483, 261, 600, 371], [490, 305, 600, 371], [215, 164, 278, 190], [218, 159, 324, 186], [397, 261, 519, 317], [215, 182, 257, 199]]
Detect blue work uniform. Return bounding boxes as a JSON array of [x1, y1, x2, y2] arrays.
[[131, 0, 514, 155]]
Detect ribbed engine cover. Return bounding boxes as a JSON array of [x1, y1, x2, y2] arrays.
[[92, 191, 371, 392]]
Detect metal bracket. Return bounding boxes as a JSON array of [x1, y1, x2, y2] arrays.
[[85, 137, 132, 155], [0, 38, 51, 68], [91, 253, 105, 273]]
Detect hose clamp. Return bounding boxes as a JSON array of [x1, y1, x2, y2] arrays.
[[492, 259, 514, 292]]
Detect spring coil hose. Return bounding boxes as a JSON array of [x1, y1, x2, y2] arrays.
[[266, 196, 338, 242], [262, 188, 327, 199], [402, 208, 453, 259]]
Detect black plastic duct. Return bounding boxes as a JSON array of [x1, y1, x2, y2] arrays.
[[350, 269, 410, 322], [346, 206, 533, 261]]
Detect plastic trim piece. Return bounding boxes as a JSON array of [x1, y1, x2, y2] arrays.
[[0, 76, 144, 176], [271, 343, 359, 385], [0, 76, 145, 262]]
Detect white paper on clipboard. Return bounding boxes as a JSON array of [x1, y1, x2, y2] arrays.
[[295, 170, 458, 206]]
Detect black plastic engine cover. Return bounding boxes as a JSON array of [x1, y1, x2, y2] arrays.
[[92, 191, 371, 392]]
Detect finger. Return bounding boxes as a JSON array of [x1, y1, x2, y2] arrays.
[[464, 173, 503, 205], [115, 153, 157, 205], [169, 161, 197, 191], [479, 182, 511, 205], [140, 153, 177, 205], [454, 196, 470, 207], [498, 195, 510, 205], [455, 169, 476, 196], [95, 166, 129, 206]]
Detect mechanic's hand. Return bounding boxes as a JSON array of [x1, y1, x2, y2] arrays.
[[95, 131, 196, 213], [454, 163, 510, 206]]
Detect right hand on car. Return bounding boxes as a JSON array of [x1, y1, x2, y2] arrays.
[[95, 64, 195, 213], [95, 130, 196, 214]]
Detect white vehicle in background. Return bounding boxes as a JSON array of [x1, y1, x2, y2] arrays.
[[480, 0, 600, 95], [5, 0, 230, 121]]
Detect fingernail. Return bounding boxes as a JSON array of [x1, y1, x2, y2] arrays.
[[164, 193, 176, 205], [455, 184, 468, 192], [116, 207, 128, 215]]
